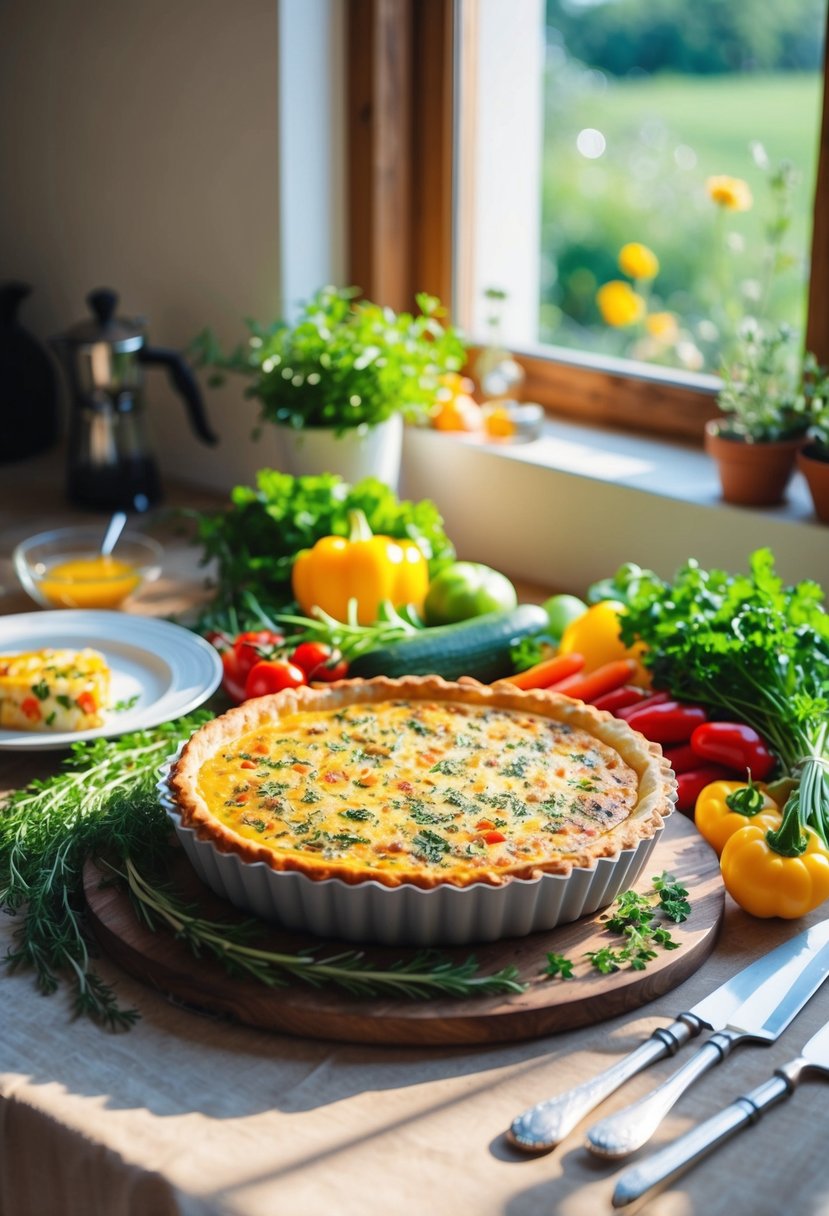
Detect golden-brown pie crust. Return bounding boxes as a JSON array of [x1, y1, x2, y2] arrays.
[[168, 676, 674, 889]]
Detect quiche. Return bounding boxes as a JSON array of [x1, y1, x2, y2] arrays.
[[0, 647, 111, 732], [169, 676, 674, 890]]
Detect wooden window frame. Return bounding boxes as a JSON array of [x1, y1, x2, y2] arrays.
[[347, 0, 829, 445]]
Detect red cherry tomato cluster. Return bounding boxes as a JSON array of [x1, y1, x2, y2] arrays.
[[212, 629, 349, 705], [590, 688, 777, 814]]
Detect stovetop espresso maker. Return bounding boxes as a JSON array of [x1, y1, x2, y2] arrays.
[[52, 288, 218, 511]]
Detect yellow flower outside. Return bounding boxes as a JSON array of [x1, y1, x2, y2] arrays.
[[645, 311, 679, 344], [597, 280, 646, 327], [618, 242, 659, 280], [706, 175, 753, 211]]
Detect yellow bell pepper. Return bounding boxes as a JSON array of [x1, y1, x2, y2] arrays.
[[558, 599, 650, 685], [719, 805, 829, 918], [291, 509, 429, 625], [694, 779, 782, 857]]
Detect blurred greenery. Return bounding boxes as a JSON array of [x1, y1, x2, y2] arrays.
[[540, 0, 826, 371], [546, 0, 825, 76]]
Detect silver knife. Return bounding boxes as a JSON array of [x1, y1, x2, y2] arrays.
[[508, 917, 829, 1152], [612, 1015, 829, 1208], [586, 933, 829, 1159]]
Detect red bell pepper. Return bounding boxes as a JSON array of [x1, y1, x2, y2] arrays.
[[622, 699, 709, 744], [675, 765, 733, 815], [689, 721, 776, 782]]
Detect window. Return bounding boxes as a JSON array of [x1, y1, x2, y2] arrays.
[[346, 0, 829, 443]]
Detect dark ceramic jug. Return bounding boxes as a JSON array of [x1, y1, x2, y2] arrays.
[[0, 282, 60, 463]]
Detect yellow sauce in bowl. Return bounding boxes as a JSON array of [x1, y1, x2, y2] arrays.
[[38, 555, 142, 609]]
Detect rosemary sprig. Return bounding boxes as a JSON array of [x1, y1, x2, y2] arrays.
[[0, 715, 526, 1028], [113, 858, 524, 999]]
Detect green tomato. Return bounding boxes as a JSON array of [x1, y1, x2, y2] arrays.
[[542, 593, 588, 639], [423, 562, 517, 625]]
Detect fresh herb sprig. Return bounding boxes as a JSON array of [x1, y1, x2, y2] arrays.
[[544, 872, 689, 980], [618, 548, 829, 845], [0, 719, 525, 1028], [246, 593, 424, 664], [115, 858, 523, 999], [0, 716, 210, 1027]]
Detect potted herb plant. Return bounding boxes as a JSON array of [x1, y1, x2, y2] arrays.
[[704, 320, 815, 507], [192, 286, 466, 488], [797, 364, 829, 523]]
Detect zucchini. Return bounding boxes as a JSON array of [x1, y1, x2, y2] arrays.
[[348, 603, 549, 682]]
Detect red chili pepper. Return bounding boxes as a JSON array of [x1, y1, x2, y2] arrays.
[[663, 743, 705, 775], [689, 721, 776, 782], [622, 699, 708, 744], [616, 690, 672, 720], [675, 765, 733, 815], [590, 685, 652, 715]]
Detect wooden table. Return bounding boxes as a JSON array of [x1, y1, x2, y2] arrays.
[[1, 453, 827, 1216]]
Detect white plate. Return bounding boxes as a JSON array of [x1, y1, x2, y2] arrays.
[[0, 610, 222, 751]]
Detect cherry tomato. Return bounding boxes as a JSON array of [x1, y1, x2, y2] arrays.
[[233, 630, 285, 678], [290, 641, 349, 682], [203, 629, 232, 651], [221, 649, 248, 705], [245, 659, 307, 699]]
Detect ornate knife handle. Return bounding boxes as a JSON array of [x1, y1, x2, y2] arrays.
[[586, 1027, 744, 1160], [611, 1069, 799, 1208], [508, 1017, 699, 1152]]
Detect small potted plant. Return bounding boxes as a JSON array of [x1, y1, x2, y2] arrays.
[[192, 286, 466, 487], [797, 361, 829, 523], [704, 320, 814, 507]]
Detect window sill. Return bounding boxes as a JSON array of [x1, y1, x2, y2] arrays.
[[400, 419, 825, 595]]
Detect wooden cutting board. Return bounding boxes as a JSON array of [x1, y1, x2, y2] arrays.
[[84, 813, 723, 1046]]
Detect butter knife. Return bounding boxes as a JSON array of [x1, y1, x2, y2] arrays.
[[586, 933, 829, 1159], [612, 1016, 829, 1207], [508, 917, 829, 1152]]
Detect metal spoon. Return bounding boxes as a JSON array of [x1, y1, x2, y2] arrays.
[[100, 510, 128, 557]]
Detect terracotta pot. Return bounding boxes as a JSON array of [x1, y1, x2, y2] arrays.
[[797, 442, 829, 524], [704, 420, 804, 508]]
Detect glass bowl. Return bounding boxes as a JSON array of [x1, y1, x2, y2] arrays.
[[13, 525, 164, 610]]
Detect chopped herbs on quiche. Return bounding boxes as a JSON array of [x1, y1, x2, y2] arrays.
[[191, 697, 641, 885]]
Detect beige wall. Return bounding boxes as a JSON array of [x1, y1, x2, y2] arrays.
[[0, 0, 287, 491]]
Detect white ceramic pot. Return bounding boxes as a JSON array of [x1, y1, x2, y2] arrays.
[[275, 414, 403, 487]]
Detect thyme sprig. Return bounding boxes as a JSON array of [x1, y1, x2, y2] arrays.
[[544, 872, 690, 980], [1, 716, 526, 1028], [0, 715, 211, 1028]]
